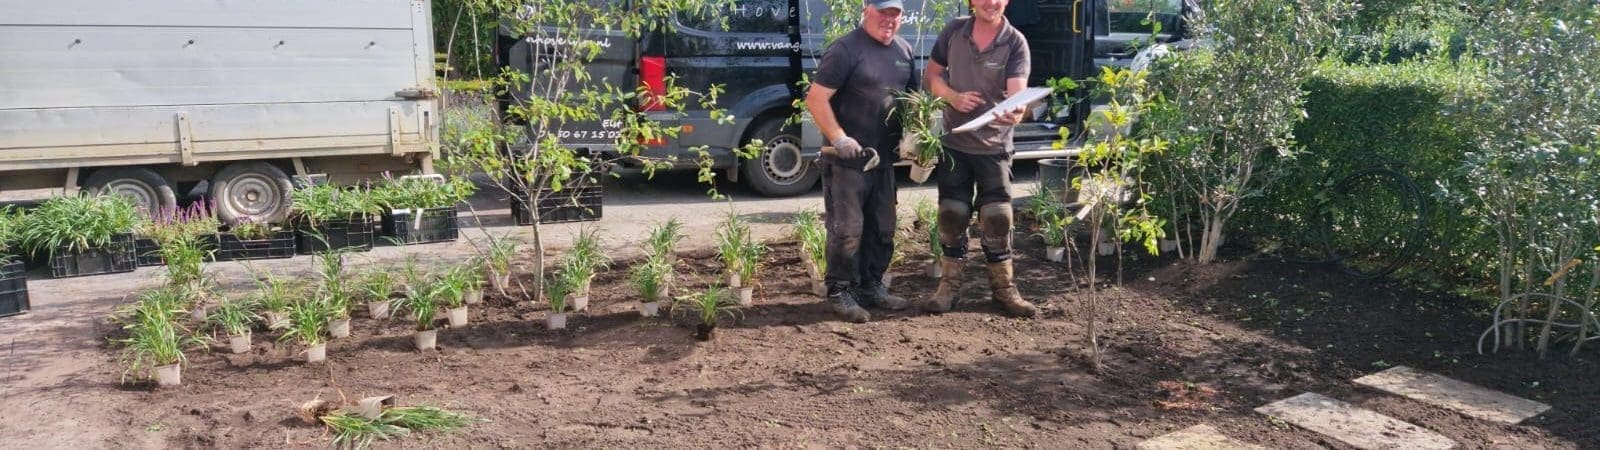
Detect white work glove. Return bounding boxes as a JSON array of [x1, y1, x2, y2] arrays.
[[832, 136, 863, 160]]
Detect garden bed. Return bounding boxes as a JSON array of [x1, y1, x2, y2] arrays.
[[45, 238, 1599, 448]]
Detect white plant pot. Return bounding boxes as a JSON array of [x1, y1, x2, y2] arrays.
[[447, 306, 469, 327], [367, 300, 392, 319], [738, 287, 754, 306], [1097, 241, 1116, 256], [810, 280, 828, 297], [1047, 247, 1066, 262], [155, 363, 181, 387], [570, 295, 589, 313], [728, 272, 742, 288], [189, 305, 207, 322], [265, 311, 289, 330], [464, 289, 483, 305], [228, 332, 252, 354], [329, 318, 351, 339], [909, 162, 936, 183], [926, 261, 943, 279], [414, 329, 438, 351], [305, 343, 327, 363], [882, 273, 895, 286], [1159, 239, 1179, 253], [547, 313, 567, 330], [653, 285, 670, 302], [640, 301, 660, 317], [486, 268, 511, 292]]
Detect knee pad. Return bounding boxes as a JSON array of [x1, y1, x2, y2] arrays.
[[937, 199, 973, 256], [978, 203, 1014, 262]]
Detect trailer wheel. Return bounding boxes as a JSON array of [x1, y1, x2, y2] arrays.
[[740, 118, 819, 197], [84, 167, 177, 213], [211, 161, 293, 226]]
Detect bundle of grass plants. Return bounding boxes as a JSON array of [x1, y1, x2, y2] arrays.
[[320, 405, 476, 450], [18, 194, 140, 256], [369, 175, 477, 211], [562, 227, 610, 291], [716, 211, 754, 274], [291, 183, 380, 225], [161, 233, 213, 290], [645, 218, 684, 258], [116, 288, 207, 383]]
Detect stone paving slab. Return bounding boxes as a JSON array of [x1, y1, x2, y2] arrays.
[[1255, 392, 1455, 450], [1354, 366, 1550, 425], [1138, 424, 1268, 450]]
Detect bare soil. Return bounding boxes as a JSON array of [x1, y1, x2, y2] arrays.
[[24, 237, 1600, 448]]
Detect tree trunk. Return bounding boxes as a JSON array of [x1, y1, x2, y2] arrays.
[[1197, 214, 1225, 264], [531, 219, 545, 304], [1569, 263, 1599, 356]]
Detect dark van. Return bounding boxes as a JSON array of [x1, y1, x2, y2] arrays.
[[496, 0, 1192, 197]]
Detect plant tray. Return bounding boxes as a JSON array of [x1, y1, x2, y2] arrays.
[[297, 216, 376, 254], [216, 230, 297, 261], [511, 185, 603, 225], [49, 233, 137, 278], [134, 234, 219, 267], [0, 258, 28, 317], [382, 207, 460, 245]]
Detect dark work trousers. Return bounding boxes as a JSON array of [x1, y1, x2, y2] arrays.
[[936, 146, 1016, 262], [821, 160, 898, 286]]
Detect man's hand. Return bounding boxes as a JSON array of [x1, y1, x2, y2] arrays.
[[833, 136, 864, 159], [951, 91, 985, 113], [992, 105, 1027, 127]]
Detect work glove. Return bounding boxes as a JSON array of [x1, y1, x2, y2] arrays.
[[832, 136, 864, 160]]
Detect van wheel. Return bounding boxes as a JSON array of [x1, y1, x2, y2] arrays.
[[740, 119, 819, 197], [84, 167, 177, 213], [211, 161, 294, 226]]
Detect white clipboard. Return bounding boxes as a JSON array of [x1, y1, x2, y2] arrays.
[[950, 87, 1053, 134]]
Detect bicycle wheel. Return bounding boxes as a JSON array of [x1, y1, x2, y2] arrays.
[[1316, 167, 1426, 279]]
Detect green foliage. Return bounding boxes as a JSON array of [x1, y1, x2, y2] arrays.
[[291, 183, 379, 225], [715, 211, 764, 283], [369, 176, 477, 211], [674, 285, 741, 328], [137, 201, 220, 246], [207, 298, 259, 337], [19, 195, 140, 256], [435, 264, 481, 308], [482, 235, 518, 276], [0, 205, 19, 254], [1075, 67, 1168, 255], [230, 220, 277, 241], [278, 298, 330, 346], [895, 90, 948, 167], [913, 200, 940, 258], [315, 249, 355, 319], [161, 233, 213, 289], [359, 268, 400, 303], [792, 210, 827, 274], [252, 275, 303, 314], [562, 227, 610, 286], [116, 288, 206, 382], [402, 281, 441, 332], [543, 267, 578, 313], [322, 405, 476, 450], [629, 254, 674, 301], [645, 219, 685, 259]]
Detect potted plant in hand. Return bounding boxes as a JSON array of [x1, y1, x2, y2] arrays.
[[543, 268, 576, 330], [563, 227, 609, 312], [896, 91, 948, 183], [19, 195, 141, 278], [628, 255, 672, 317], [117, 289, 206, 387], [208, 297, 260, 354], [674, 285, 741, 341], [359, 268, 400, 319], [792, 211, 828, 296], [279, 298, 331, 363]]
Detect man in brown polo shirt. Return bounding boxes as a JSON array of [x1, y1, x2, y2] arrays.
[[918, 0, 1039, 317]]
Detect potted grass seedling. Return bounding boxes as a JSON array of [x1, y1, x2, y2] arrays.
[[280, 298, 332, 363], [674, 285, 741, 341], [208, 298, 260, 354], [136, 201, 220, 267], [160, 233, 214, 321], [732, 240, 766, 306], [359, 268, 400, 319], [792, 211, 828, 296], [895, 90, 949, 183], [452, 263, 485, 306], [253, 276, 299, 330], [563, 227, 609, 312], [543, 268, 576, 330], [716, 212, 753, 288], [437, 265, 476, 327], [402, 282, 442, 351], [913, 200, 942, 278], [313, 248, 355, 338], [1036, 212, 1072, 263], [628, 255, 672, 317], [482, 236, 517, 295], [117, 288, 206, 387], [19, 195, 141, 278]]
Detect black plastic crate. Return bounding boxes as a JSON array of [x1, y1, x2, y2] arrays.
[[49, 233, 137, 278], [297, 216, 376, 254], [512, 185, 603, 225], [216, 230, 297, 261], [0, 258, 27, 317], [134, 235, 219, 267], [382, 207, 460, 245]]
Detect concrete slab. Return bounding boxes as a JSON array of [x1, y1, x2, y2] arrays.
[[1354, 366, 1550, 425], [1255, 392, 1455, 450], [1138, 424, 1268, 450]]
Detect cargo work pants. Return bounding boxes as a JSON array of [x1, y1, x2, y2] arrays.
[[821, 161, 897, 287], [936, 147, 1016, 262]]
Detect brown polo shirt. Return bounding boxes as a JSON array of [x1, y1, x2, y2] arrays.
[[931, 17, 1031, 155]]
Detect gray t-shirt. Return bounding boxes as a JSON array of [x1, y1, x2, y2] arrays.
[[931, 17, 1030, 155], [813, 27, 919, 169]]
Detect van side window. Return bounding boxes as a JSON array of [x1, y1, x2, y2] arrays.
[[1106, 0, 1183, 35], [679, 0, 790, 33]]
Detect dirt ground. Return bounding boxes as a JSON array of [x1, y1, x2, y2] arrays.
[[4, 227, 1595, 448]]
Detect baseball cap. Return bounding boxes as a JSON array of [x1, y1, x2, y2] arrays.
[[865, 0, 904, 11]]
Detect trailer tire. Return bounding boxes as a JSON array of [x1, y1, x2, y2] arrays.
[[740, 118, 819, 197], [211, 161, 294, 226], [84, 167, 177, 213]]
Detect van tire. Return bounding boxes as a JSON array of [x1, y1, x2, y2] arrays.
[[84, 167, 178, 213], [211, 161, 294, 226], [740, 118, 819, 197]]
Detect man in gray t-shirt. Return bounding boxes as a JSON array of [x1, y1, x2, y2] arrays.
[[804, 0, 919, 323], [918, 0, 1039, 318]]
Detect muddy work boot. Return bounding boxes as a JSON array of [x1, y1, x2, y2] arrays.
[[920, 257, 965, 313], [986, 260, 1039, 318], [827, 283, 871, 323], [856, 281, 909, 310]]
